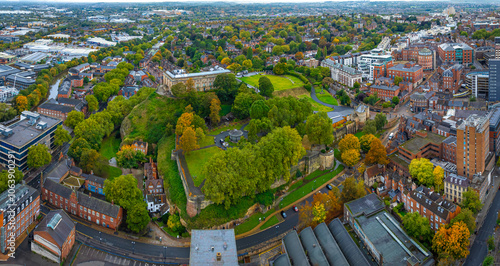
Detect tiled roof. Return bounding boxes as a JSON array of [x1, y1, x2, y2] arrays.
[[77, 192, 120, 218]]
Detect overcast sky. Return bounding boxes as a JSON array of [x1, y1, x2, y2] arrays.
[[10, 0, 426, 3]]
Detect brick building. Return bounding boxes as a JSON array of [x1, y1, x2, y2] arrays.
[[444, 174, 470, 204], [442, 136, 457, 164], [132, 140, 148, 155], [387, 62, 424, 87], [32, 210, 75, 264], [456, 114, 489, 179], [369, 77, 400, 101], [418, 48, 434, 70], [0, 184, 40, 254], [398, 130, 446, 162], [37, 102, 74, 121], [83, 173, 105, 196], [42, 179, 123, 230], [402, 186, 461, 231], [437, 43, 474, 66]]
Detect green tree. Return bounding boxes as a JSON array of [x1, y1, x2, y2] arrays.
[[402, 212, 434, 244], [167, 213, 183, 233], [249, 100, 269, 120], [374, 113, 387, 131], [0, 168, 23, 194], [54, 125, 71, 147], [483, 256, 494, 266], [392, 96, 400, 105], [116, 145, 146, 168], [462, 189, 483, 214], [394, 76, 403, 85], [214, 73, 239, 103], [450, 208, 476, 233], [353, 81, 360, 89], [85, 95, 99, 113], [104, 174, 143, 210], [27, 144, 51, 169], [232, 92, 262, 120], [305, 112, 333, 145], [360, 134, 376, 153], [65, 110, 85, 129], [69, 138, 91, 162], [258, 76, 274, 97], [171, 82, 187, 97], [79, 149, 101, 173], [126, 201, 150, 233], [363, 119, 377, 135], [273, 62, 287, 75], [409, 158, 434, 187]]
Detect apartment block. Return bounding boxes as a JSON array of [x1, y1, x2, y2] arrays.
[[456, 114, 489, 179]]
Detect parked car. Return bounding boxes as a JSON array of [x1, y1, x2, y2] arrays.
[[281, 211, 287, 218], [326, 184, 333, 190], [293, 206, 298, 212]]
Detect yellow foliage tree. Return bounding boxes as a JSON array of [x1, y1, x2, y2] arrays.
[[175, 112, 193, 136], [365, 138, 389, 165], [221, 57, 231, 65], [312, 202, 326, 224], [179, 127, 199, 154], [432, 221, 470, 259], [338, 134, 360, 154], [16, 96, 28, 112], [210, 97, 221, 125], [341, 149, 360, 167], [433, 166, 444, 192]]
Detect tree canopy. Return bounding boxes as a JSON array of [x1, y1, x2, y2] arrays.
[[305, 112, 333, 145]]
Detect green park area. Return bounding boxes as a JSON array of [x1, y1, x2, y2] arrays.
[[185, 146, 223, 186], [260, 215, 280, 230], [234, 209, 275, 235], [317, 93, 338, 105], [297, 94, 333, 113], [100, 132, 121, 160], [240, 74, 305, 91]]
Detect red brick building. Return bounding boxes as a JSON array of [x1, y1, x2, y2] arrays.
[[32, 210, 75, 264], [437, 43, 474, 66], [42, 179, 123, 230], [132, 140, 148, 155], [441, 136, 457, 164], [387, 62, 424, 86], [37, 102, 74, 121]]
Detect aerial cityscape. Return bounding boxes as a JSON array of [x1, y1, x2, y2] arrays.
[[0, 0, 499, 265]]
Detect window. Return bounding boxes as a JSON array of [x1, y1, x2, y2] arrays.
[[110, 218, 114, 222]]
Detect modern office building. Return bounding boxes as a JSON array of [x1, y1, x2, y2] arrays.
[[0, 111, 62, 172], [489, 59, 500, 102], [438, 43, 474, 66], [357, 49, 393, 81], [466, 71, 489, 99], [0, 184, 40, 254], [456, 114, 490, 179]]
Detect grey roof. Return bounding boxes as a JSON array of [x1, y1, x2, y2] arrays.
[[328, 218, 370, 266], [443, 136, 457, 145], [445, 173, 470, 188], [165, 68, 230, 79], [35, 209, 74, 248], [190, 229, 238, 265], [43, 178, 73, 199], [39, 102, 74, 113], [20, 52, 47, 63], [283, 230, 310, 266], [0, 113, 61, 148], [46, 159, 71, 182], [6, 71, 36, 85], [0, 65, 21, 77], [389, 64, 422, 73], [313, 223, 349, 266], [344, 193, 385, 217], [0, 184, 39, 214], [299, 227, 329, 266], [371, 84, 399, 92], [322, 59, 362, 75], [490, 107, 500, 129], [77, 192, 121, 218], [82, 173, 105, 186], [273, 254, 291, 266], [411, 92, 426, 101]]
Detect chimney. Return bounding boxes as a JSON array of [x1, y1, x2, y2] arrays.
[[412, 182, 417, 190], [91, 170, 93, 175]]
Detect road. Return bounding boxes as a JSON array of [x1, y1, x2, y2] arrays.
[[464, 189, 500, 266]]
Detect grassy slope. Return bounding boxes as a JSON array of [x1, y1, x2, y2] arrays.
[[100, 131, 121, 160], [185, 146, 223, 186], [240, 74, 304, 91]]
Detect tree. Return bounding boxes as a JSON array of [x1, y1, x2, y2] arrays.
[[363, 120, 377, 135], [79, 149, 101, 173], [353, 81, 360, 89], [433, 166, 444, 192], [179, 127, 199, 154], [409, 158, 434, 187], [249, 100, 269, 120], [171, 82, 187, 97], [65, 111, 85, 129], [258, 76, 274, 97], [392, 96, 400, 105], [175, 112, 193, 136], [305, 112, 333, 145], [53, 125, 71, 147], [394, 76, 403, 85], [167, 213, 183, 233], [483, 256, 494, 266], [432, 221, 470, 260], [85, 95, 99, 113], [299, 190, 342, 229], [450, 208, 476, 233], [209, 97, 221, 126], [69, 138, 91, 162], [462, 189, 483, 214], [232, 92, 262, 120], [214, 73, 238, 103], [242, 59, 252, 69], [0, 168, 23, 194], [402, 212, 434, 244], [360, 134, 376, 153], [116, 145, 146, 169], [339, 134, 360, 154], [27, 144, 51, 169], [103, 174, 143, 210], [126, 201, 150, 233], [295, 52, 304, 60], [374, 113, 387, 131], [273, 62, 287, 75], [365, 138, 389, 165], [313, 202, 326, 224], [16, 96, 28, 112], [342, 149, 360, 167], [340, 177, 366, 204]]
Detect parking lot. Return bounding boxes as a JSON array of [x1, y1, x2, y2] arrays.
[[72, 244, 165, 266]]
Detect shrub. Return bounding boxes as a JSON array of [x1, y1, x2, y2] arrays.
[[303, 83, 312, 91], [321, 149, 326, 153]]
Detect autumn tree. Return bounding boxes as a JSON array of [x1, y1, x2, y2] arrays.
[[27, 144, 51, 169], [342, 149, 360, 167], [409, 158, 435, 187], [295, 52, 304, 60], [79, 149, 101, 173], [450, 208, 476, 233], [462, 189, 483, 214], [85, 95, 99, 113], [175, 112, 193, 136], [358, 163, 366, 175], [116, 145, 146, 169], [432, 221, 470, 260], [433, 166, 444, 192], [365, 138, 389, 165], [340, 177, 366, 203], [209, 97, 221, 126], [360, 134, 376, 153], [16, 96, 28, 112], [54, 125, 71, 147], [299, 190, 342, 229], [179, 127, 199, 154], [313, 202, 326, 224], [338, 134, 360, 154], [305, 112, 333, 146]]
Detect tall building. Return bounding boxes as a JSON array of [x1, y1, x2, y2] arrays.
[[437, 43, 474, 66], [489, 38, 500, 102], [320, 59, 363, 87], [357, 49, 393, 81], [456, 114, 489, 179]]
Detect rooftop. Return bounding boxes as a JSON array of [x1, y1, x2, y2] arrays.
[[0, 112, 61, 148], [165, 67, 230, 79], [389, 63, 423, 73], [35, 209, 74, 248], [190, 230, 238, 266], [400, 131, 446, 154]]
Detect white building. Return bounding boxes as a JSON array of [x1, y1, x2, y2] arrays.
[[321, 59, 363, 87], [145, 194, 165, 213], [87, 37, 116, 47], [0, 86, 18, 102], [357, 49, 393, 81]]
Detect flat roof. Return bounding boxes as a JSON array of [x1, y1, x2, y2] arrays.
[[400, 131, 446, 154], [0, 114, 61, 148], [190, 230, 238, 266], [165, 68, 230, 79]]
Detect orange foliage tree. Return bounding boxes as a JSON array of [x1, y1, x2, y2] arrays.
[[299, 190, 342, 229], [365, 138, 389, 165], [432, 221, 470, 260], [179, 127, 199, 154]]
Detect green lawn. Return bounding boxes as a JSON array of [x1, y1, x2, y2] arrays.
[[280, 165, 344, 208], [240, 74, 305, 91], [317, 93, 338, 106], [305, 169, 330, 181], [199, 134, 215, 148], [95, 165, 122, 180], [234, 209, 274, 235], [260, 215, 279, 230], [289, 180, 303, 191], [220, 104, 232, 116], [185, 146, 223, 186], [297, 95, 333, 113], [209, 124, 241, 136], [100, 132, 121, 160]]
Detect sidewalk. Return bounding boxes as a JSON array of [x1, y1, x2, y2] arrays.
[[470, 174, 500, 244], [235, 168, 346, 240]]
